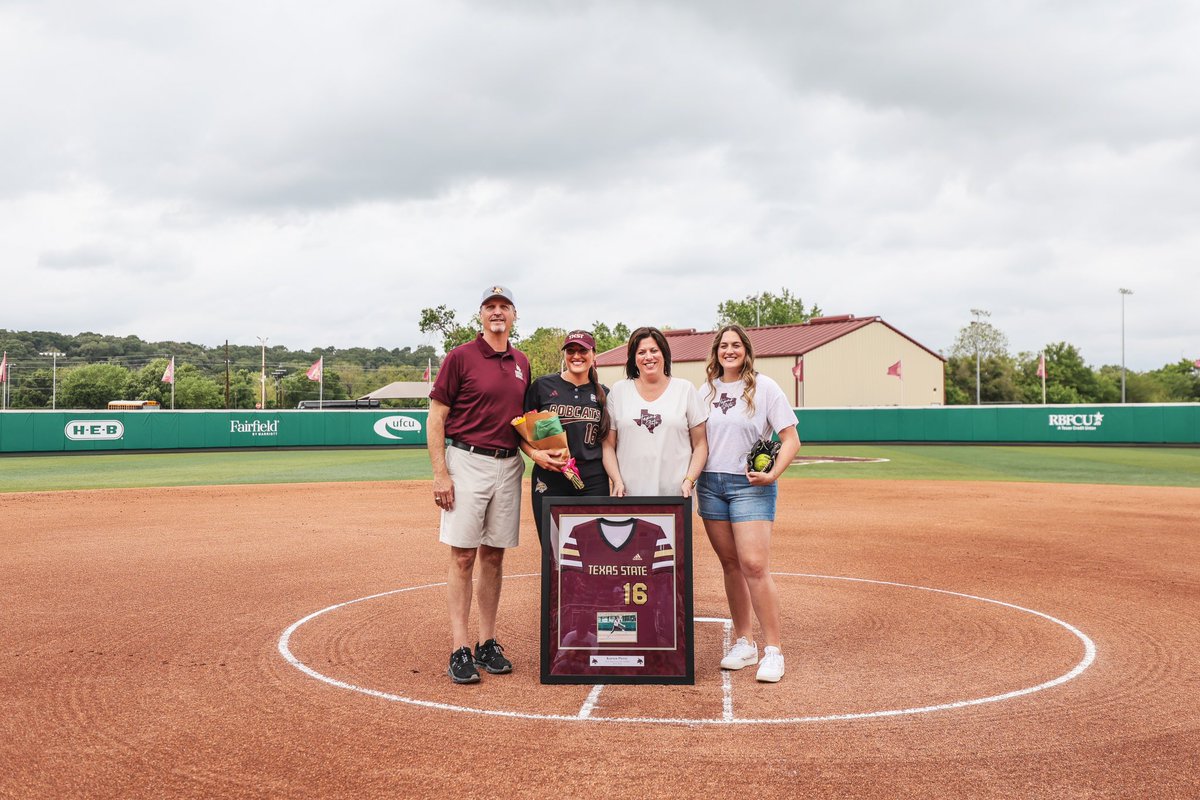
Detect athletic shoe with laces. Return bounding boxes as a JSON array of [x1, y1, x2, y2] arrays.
[[756, 646, 785, 683], [474, 638, 513, 674], [720, 636, 759, 670], [447, 646, 481, 684]]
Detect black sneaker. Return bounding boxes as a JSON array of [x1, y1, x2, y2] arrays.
[[474, 638, 513, 674], [447, 646, 480, 684]]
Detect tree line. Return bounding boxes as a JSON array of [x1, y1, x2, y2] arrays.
[[0, 329, 437, 409], [946, 313, 1199, 404], [423, 291, 1199, 405], [4, 291, 1195, 409]]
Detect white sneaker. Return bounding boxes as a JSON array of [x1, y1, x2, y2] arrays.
[[720, 637, 759, 670], [756, 646, 784, 683]]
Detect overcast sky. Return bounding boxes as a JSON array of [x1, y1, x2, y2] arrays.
[[2, 1, 1197, 369]]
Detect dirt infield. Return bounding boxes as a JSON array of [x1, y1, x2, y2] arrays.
[[3, 479, 1198, 799]]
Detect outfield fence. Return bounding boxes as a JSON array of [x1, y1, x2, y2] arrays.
[[0, 410, 428, 453], [0, 404, 1196, 454]]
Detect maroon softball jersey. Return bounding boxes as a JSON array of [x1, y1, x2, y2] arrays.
[[558, 518, 677, 650]]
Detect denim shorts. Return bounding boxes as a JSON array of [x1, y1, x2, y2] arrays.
[[696, 471, 777, 523]]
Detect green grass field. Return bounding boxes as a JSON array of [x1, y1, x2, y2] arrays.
[[2, 445, 1199, 493]]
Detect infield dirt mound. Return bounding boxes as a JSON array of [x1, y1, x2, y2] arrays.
[[2, 479, 1198, 798]]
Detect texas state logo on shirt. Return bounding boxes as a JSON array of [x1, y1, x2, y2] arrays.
[[713, 393, 737, 414], [634, 409, 662, 433]]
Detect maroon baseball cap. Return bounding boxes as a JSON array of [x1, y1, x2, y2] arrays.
[[561, 330, 596, 351]]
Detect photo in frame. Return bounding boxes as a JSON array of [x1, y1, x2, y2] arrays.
[[540, 496, 694, 685]]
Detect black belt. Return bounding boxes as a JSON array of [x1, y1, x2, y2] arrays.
[[447, 439, 518, 459]]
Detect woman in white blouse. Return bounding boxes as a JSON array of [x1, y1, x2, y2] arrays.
[[602, 326, 708, 498]]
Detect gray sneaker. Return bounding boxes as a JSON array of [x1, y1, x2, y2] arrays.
[[448, 646, 481, 684], [474, 638, 513, 674]]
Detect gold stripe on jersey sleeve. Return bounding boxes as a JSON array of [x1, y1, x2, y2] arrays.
[[654, 548, 675, 558], [561, 547, 580, 557]]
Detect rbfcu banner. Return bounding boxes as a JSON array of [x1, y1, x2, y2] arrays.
[[789, 403, 1200, 444], [0, 410, 430, 453]]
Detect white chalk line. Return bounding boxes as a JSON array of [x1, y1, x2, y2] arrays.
[[577, 685, 604, 719], [277, 573, 1096, 726], [716, 619, 734, 722]]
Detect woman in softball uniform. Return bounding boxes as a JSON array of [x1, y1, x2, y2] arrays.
[[521, 330, 611, 540]]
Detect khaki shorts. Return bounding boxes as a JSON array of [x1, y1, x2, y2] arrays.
[[439, 445, 525, 549]]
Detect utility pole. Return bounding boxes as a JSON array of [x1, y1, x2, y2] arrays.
[[224, 340, 231, 409], [39, 351, 65, 409], [970, 308, 988, 405], [1119, 288, 1133, 403], [272, 367, 288, 408], [256, 336, 268, 409]]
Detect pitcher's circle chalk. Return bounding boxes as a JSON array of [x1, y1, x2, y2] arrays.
[[278, 572, 1096, 726]]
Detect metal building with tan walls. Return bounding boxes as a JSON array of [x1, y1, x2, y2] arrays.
[[594, 315, 946, 407]]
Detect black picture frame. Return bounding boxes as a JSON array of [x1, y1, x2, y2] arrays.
[[540, 496, 695, 685]]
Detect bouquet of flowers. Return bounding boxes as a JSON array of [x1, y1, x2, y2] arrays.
[[512, 411, 585, 489]]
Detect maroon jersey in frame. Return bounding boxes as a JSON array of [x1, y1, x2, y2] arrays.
[[558, 518, 677, 651]]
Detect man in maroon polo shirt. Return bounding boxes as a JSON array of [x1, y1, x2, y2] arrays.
[[428, 285, 531, 684]]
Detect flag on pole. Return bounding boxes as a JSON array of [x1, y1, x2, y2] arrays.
[[162, 357, 175, 384], [423, 360, 431, 382], [307, 356, 324, 409], [0, 351, 7, 383], [886, 360, 902, 379], [792, 358, 804, 382], [1038, 351, 1047, 404]]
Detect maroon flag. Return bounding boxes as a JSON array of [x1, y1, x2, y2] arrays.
[[306, 357, 323, 382], [0, 351, 7, 383], [1036, 353, 1046, 379], [422, 363, 431, 381], [792, 359, 804, 382], [161, 357, 175, 384], [886, 360, 902, 379]]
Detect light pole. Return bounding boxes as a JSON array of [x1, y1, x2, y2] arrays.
[[1119, 288, 1133, 403], [256, 336, 269, 409], [39, 351, 65, 409], [970, 308, 988, 405]]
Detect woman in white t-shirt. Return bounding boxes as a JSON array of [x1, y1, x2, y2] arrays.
[[602, 326, 708, 498], [698, 324, 800, 683]]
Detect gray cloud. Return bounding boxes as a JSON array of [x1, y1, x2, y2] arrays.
[[0, 0, 1196, 370], [38, 244, 116, 270]]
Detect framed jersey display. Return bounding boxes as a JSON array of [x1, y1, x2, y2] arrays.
[[540, 497, 694, 684]]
